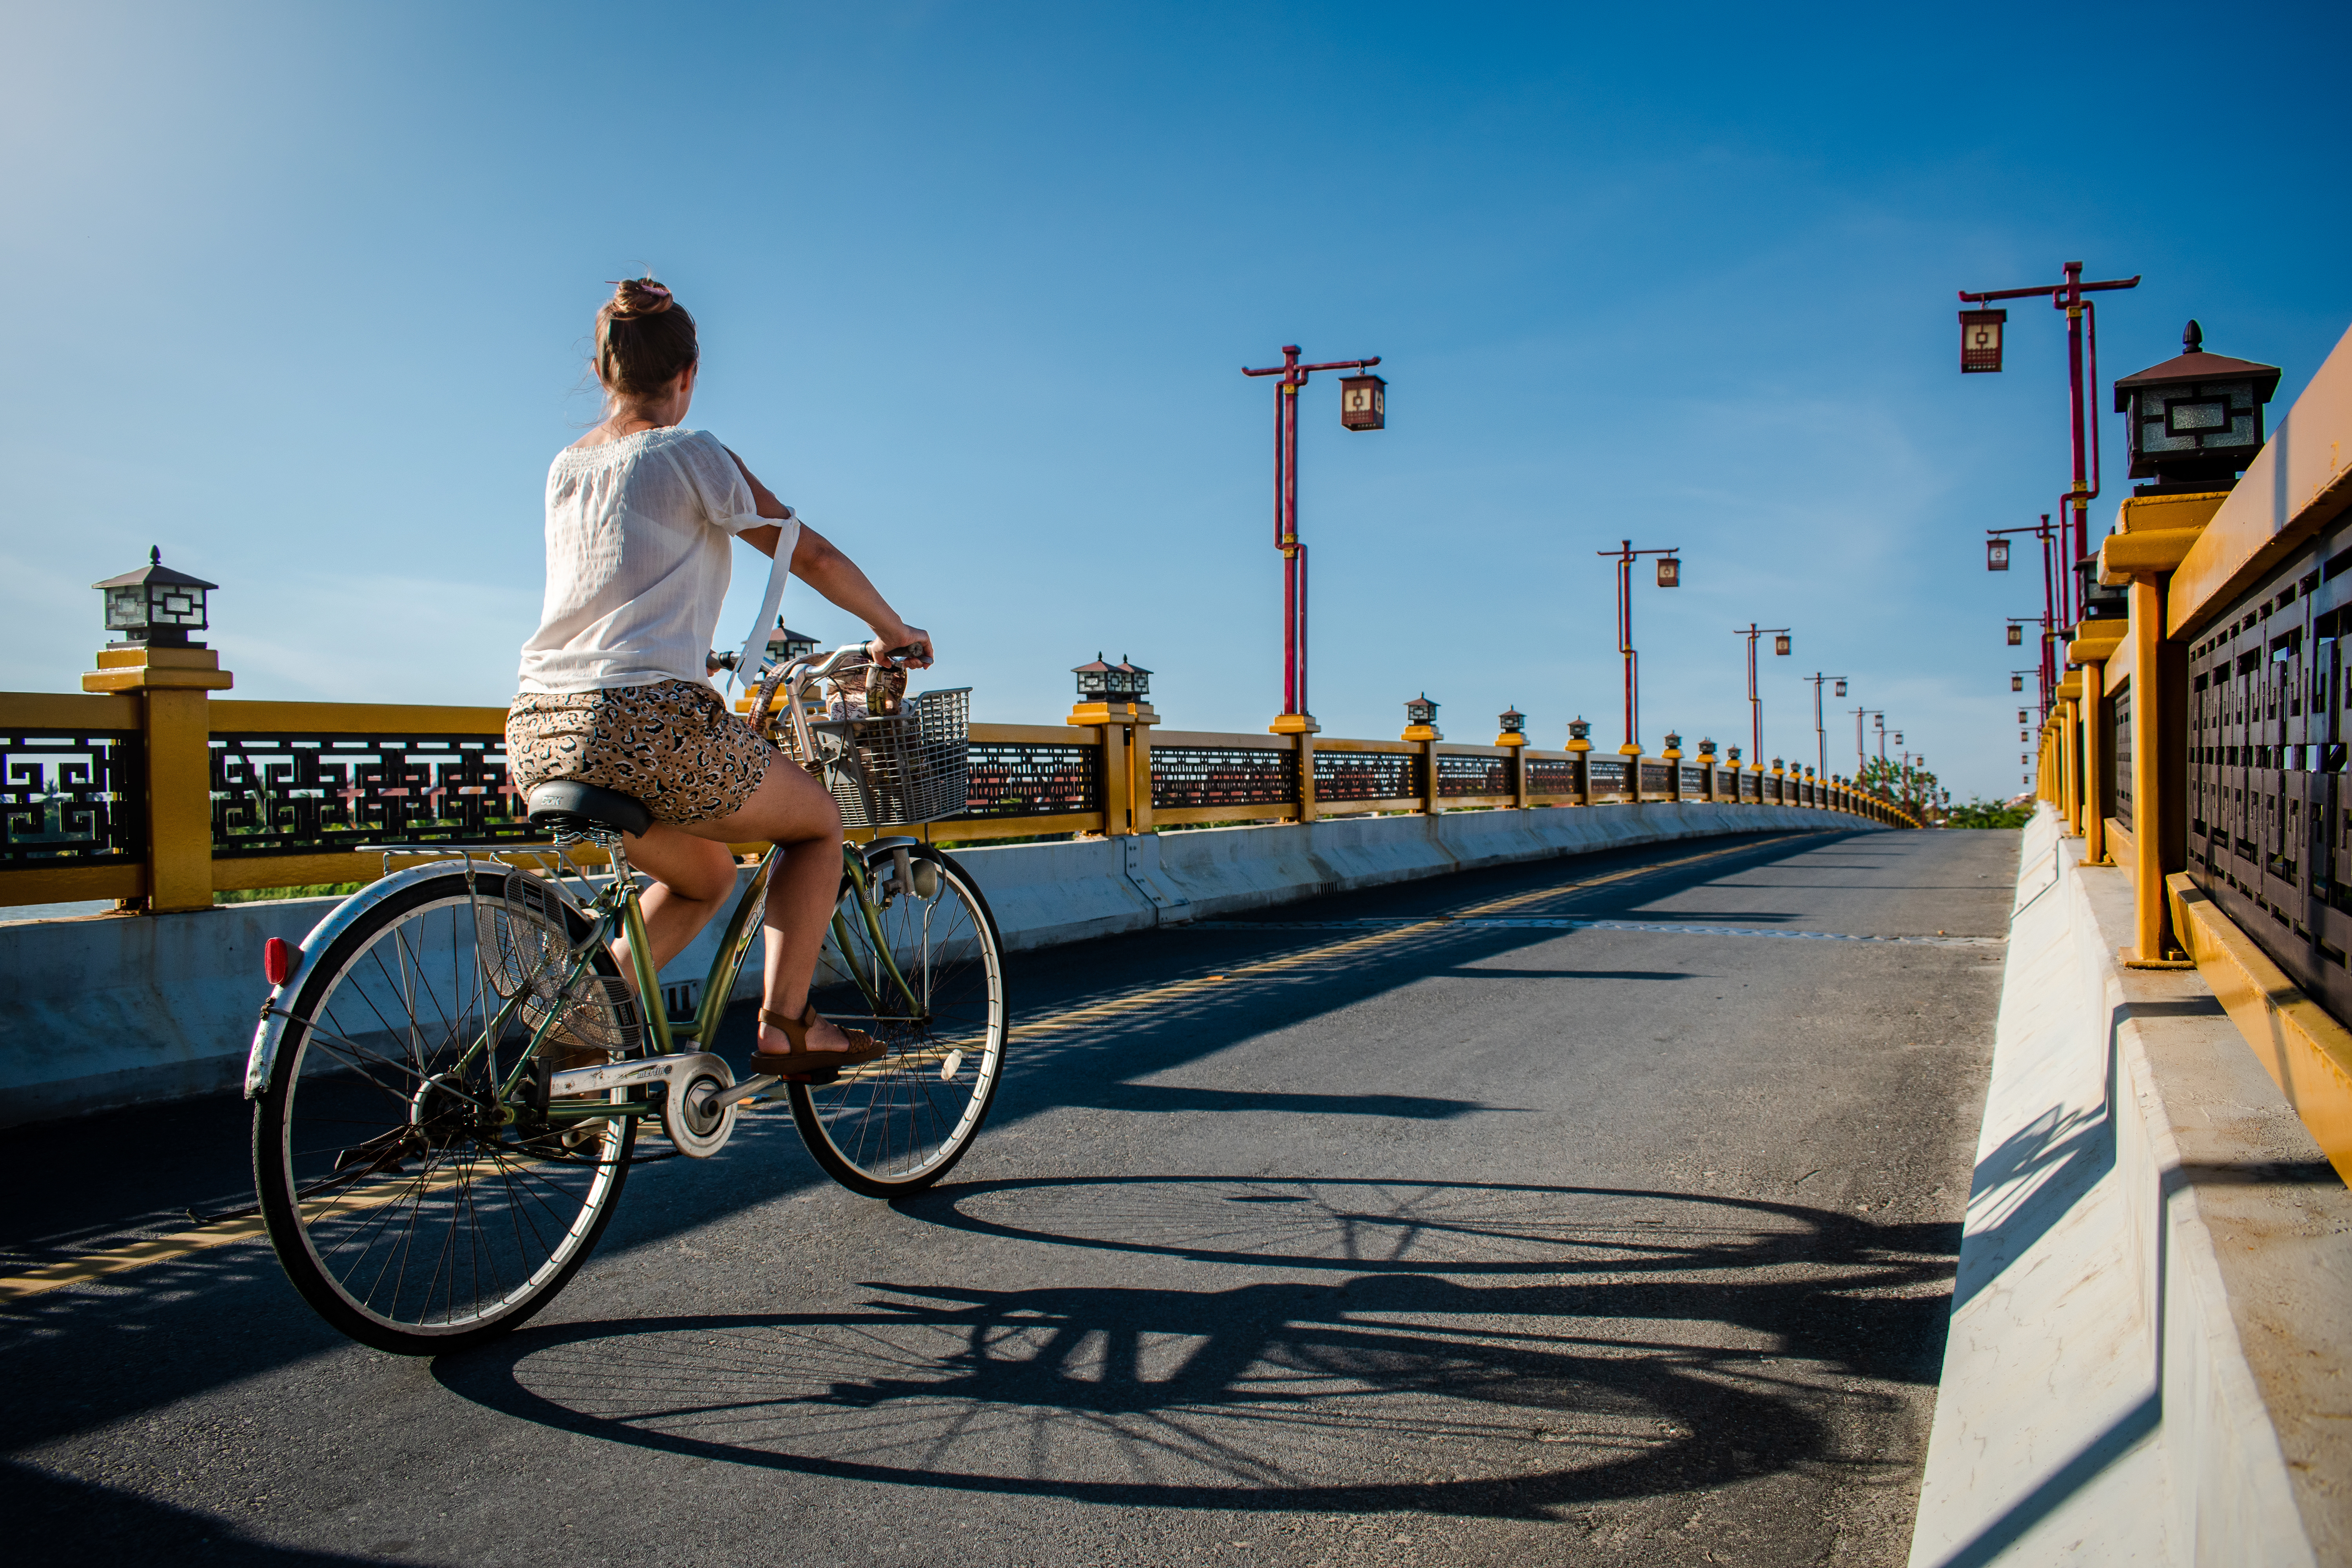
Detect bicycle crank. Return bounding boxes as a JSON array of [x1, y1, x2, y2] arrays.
[[546, 1051, 740, 1160]]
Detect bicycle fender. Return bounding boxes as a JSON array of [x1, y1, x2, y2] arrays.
[[243, 860, 499, 1100]]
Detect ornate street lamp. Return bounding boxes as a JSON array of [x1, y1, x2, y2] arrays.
[[1566, 717, 1592, 750], [1496, 705, 1527, 748], [1339, 374, 1387, 431], [1987, 537, 2010, 571], [1116, 656, 1152, 700], [1959, 308, 2007, 373], [2113, 321, 2281, 494], [94, 547, 216, 648]]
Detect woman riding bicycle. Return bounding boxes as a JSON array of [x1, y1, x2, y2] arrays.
[[506, 276, 927, 1078]]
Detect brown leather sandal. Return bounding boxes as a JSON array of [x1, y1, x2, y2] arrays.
[[750, 1002, 885, 1080]]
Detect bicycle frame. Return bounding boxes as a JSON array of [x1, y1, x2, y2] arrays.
[[247, 642, 934, 1128]]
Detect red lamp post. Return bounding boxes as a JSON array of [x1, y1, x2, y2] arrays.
[[1597, 541, 1682, 757], [1733, 622, 1791, 763], [1956, 261, 2141, 633], [1241, 345, 1383, 724], [1988, 513, 2064, 716]]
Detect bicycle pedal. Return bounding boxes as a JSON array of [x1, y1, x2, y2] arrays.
[[782, 1067, 840, 1086]]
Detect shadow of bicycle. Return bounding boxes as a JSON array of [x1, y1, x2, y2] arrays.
[[434, 1176, 1954, 1517]]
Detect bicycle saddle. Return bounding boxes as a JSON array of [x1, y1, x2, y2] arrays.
[[526, 780, 652, 839]]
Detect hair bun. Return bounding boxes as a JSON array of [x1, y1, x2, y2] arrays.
[[607, 277, 674, 318]]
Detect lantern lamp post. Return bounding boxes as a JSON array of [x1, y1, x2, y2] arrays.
[[1957, 260, 2141, 634], [1495, 706, 1527, 748], [1733, 623, 1791, 764], [1987, 537, 2010, 571], [1565, 717, 1592, 751], [1804, 673, 1847, 785], [94, 547, 216, 648], [1242, 345, 1384, 731], [1598, 540, 1681, 758]]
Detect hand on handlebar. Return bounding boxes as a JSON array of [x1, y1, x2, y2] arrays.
[[869, 625, 935, 670]]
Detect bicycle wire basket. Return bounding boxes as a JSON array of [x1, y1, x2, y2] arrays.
[[782, 685, 972, 829]]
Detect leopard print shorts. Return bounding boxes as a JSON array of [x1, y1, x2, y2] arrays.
[[506, 679, 775, 826]]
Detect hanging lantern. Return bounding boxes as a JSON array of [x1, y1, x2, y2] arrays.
[[94, 546, 216, 648], [1656, 556, 1681, 587], [1339, 374, 1387, 431], [2007, 624, 2024, 646], [1987, 537, 2010, 571], [2017, 709, 2028, 724], [2011, 673, 2024, 691], [1834, 678, 1847, 698], [1404, 692, 1439, 727], [1773, 633, 1791, 656], [1959, 309, 2007, 373]]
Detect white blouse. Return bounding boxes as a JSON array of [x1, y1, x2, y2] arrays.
[[516, 427, 799, 694]]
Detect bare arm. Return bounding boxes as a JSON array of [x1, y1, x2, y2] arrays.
[[726, 448, 933, 667]]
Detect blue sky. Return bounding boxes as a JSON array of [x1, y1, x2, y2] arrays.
[[4, 2, 2347, 802]]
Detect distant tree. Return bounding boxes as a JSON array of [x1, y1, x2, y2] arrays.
[[1945, 797, 2033, 829]]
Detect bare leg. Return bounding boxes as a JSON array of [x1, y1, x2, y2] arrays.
[[610, 826, 739, 985], [681, 759, 860, 1054]]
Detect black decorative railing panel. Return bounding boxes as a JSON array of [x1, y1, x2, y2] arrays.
[[960, 740, 1100, 818], [3, 730, 143, 867], [1436, 754, 1507, 798], [1681, 765, 1707, 795], [1152, 745, 1296, 810], [1526, 757, 1579, 797], [2183, 530, 2352, 1025], [1588, 758, 1630, 798], [2112, 680, 2133, 831], [1742, 771, 1761, 801], [1715, 768, 1735, 797], [1638, 762, 1670, 795], [211, 734, 530, 857], [1316, 750, 1416, 802]]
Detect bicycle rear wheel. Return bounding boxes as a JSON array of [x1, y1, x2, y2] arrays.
[[251, 868, 638, 1354], [791, 844, 1007, 1196]]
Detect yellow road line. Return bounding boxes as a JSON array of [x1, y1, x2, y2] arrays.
[[4, 834, 1798, 1300], [1, 1144, 588, 1305]]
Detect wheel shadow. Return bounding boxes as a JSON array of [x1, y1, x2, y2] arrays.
[[432, 1176, 1957, 1517]]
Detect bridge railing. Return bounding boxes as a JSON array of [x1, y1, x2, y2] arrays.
[[0, 688, 1907, 911]]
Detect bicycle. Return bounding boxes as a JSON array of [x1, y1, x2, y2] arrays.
[[245, 644, 1007, 1355]]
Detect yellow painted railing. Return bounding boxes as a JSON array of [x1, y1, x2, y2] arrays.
[[0, 682, 1903, 912]]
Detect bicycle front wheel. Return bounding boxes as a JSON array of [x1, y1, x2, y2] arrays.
[[792, 844, 1008, 1196], [251, 868, 637, 1355]]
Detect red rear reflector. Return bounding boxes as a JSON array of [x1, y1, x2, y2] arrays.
[[264, 938, 296, 987]]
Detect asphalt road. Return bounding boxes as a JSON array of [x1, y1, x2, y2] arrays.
[[2, 825, 2017, 1567]]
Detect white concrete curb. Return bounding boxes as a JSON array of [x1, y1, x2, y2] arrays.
[[0, 800, 1869, 1126]]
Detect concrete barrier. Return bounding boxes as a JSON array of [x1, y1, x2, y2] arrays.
[[1908, 807, 2352, 1568], [0, 800, 1865, 1127]]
